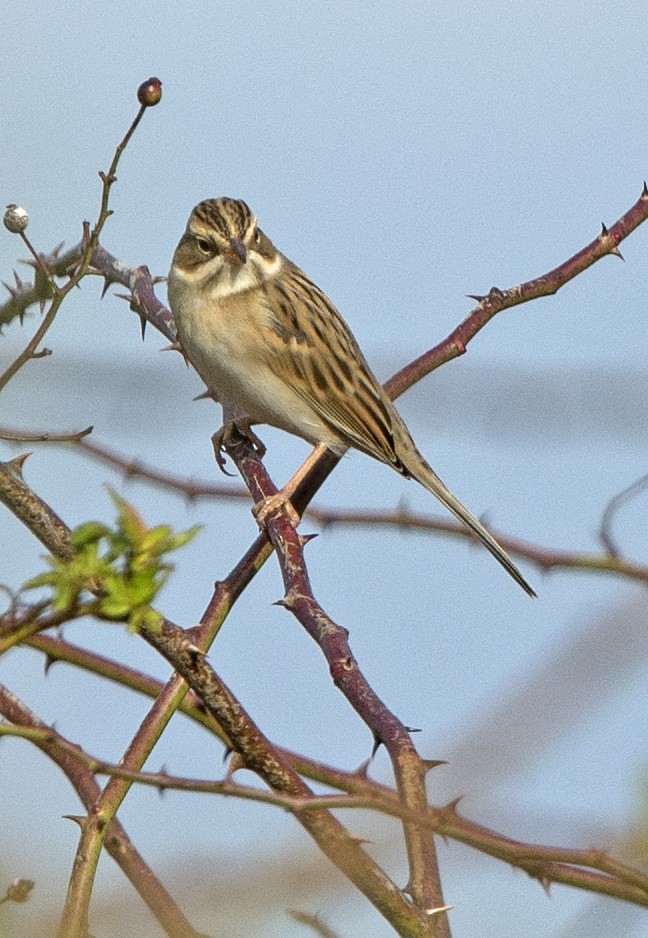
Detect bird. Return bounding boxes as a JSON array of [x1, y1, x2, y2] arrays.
[[167, 197, 534, 596]]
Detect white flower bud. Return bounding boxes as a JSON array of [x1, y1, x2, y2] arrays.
[[4, 204, 29, 234]]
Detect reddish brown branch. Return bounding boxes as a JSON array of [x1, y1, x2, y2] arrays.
[[385, 184, 648, 395], [6, 429, 646, 586], [0, 455, 433, 938], [16, 635, 648, 910], [0, 685, 205, 938], [225, 434, 449, 930], [3, 184, 648, 935]]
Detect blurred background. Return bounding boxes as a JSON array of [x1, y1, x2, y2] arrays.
[[2, 2, 648, 936]]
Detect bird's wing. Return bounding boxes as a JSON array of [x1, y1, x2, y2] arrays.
[[260, 262, 408, 472]]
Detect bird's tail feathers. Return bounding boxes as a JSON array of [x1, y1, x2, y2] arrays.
[[410, 459, 536, 597]]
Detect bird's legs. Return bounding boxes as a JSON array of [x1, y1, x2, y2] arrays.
[[252, 444, 330, 529]]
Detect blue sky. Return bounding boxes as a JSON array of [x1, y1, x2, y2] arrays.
[[2, 3, 648, 936]]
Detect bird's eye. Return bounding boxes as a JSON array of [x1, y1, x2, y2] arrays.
[[196, 238, 213, 255]]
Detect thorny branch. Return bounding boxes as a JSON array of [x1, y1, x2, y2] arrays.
[[0, 458, 439, 938], [3, 632, 648, 909], [2, 425, 647, 586], [0, 683, 206, 938], [2, 83, 648, 936], [225, 432, 449, 920]]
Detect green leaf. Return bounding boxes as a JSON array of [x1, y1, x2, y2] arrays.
[[20, 492, 200, 629], [70, 521, 112, 549]]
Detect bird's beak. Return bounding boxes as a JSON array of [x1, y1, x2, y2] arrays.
[[224, 238, 247, 267]]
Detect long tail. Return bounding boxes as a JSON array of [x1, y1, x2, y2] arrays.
[[409, 458, 536, 597]]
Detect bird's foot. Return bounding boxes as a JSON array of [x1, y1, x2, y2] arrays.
[[211, 419, 267, 475], [253, 490, 301, 529]]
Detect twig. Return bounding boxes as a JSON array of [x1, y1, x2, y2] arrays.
[[289, 910, 343, 938], [15, 632, 648, 909], [0, 684, 206, 938], [387, 185, 648, 395], [7, 426, 647, 585], [0, 425, 93, 444], [599, 472, 648, 557], [0, 455, 75, 561], [0, 449, 434, 938]]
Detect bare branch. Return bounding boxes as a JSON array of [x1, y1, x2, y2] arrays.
[[223, 430, 450, 928], [0, 684, 206, 938]]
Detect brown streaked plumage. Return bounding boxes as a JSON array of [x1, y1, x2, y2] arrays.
[[168, 197, 535, 596]]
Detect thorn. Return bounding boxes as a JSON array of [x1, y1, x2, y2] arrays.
[[425, 904, 453, 917], [600, 222, 609, 235], [442, 796, 463, 817], [222, 745, 233, 762], [152, 275, 168, 285], [43, 654, 57, 676], [281, 590, 297, 610], [273, 598, 288, 608], [298, 532, 318, 547], [62, 815, 86, 829], [139, 314, 147, 340], [355, 756, 373, 777], [156, 765, 169, 797], [113, 292, 133, 303], [51, 241, 65, 258], [13, 270, 24, 289], [10, 452, 31, 473], [160, 340, 184, 354], [466, 292, 486, 302], [371, 733, 382, 758], [193, 389, 212, 401], [422, 759, 448, 773], [642, 181, 648, 199], [539, 876, 552, 896], [487, 286, 504, 300], [2, 281, 16, 298], [100, 277, 114, 300], [405, 725, 421, 734], [81, 220, 91, 251], [289, 912, 330, 930], [225, 751, 245, 776], [348, 833, 373, 846], [609, 245, 624, 261], [182, 641, 204, 657]]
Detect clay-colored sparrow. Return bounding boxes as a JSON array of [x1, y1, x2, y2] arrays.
[[168, 197, 534, 595]]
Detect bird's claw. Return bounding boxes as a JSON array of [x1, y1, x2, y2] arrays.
[[211, 419, 266, 476]]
